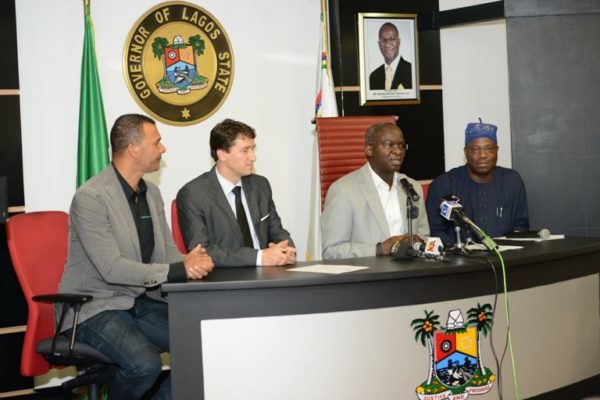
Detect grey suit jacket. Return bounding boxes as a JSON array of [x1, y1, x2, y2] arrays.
[[58, 165, 182, 328], [321, 163, 429, 260], [176, 167, 293, 267]]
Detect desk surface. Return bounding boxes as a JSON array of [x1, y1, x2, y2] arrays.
[[163, 236, 600, 295]]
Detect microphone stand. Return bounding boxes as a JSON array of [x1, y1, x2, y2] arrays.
[[406, 196, 415, 248], [453, 223, 465, 253]]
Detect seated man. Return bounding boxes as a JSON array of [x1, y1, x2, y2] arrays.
[[321, 122, 429, 259], [59, 114, 214, 399], [425, 118, 529, 245], [177, 119, 296, 267]]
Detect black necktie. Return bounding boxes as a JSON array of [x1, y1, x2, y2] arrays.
[[232, 186, 253, 248]]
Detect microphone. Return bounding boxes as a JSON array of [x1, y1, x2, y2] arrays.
[[391, 238, 446, 261], [422, 236, 445, 255], [390, 240, 411, 259], [505, 228, 551, 240], [399, 178, 420, 202], [440, 199, 474, 225], [410, 237, 446, 261], [439, 199, 498, 251]]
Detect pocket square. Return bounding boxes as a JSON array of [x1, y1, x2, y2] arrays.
[[260, 213, 270, 222]]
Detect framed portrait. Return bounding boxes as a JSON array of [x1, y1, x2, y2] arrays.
[[358, 13, 419, 106]]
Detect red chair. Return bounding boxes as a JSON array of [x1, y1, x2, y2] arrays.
[[171, 199, 187, 254], [6, 211, 116, 399], [316, 115, 397, 210]]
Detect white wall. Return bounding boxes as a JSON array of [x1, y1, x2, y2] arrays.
[[440, 2, 512, 171], [440, 19, 512, 171], [15, 0, 511, 259], [16, 0, 320, 259]]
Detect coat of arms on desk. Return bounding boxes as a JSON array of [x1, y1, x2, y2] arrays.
[[410, 304, 495, 399]]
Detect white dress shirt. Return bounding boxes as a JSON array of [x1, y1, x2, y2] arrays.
[[367, 163, 405, 235], [215, 170, 263, 265]]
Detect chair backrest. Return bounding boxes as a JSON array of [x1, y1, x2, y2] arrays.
[[6, 211, 69, 376], [171, 200, 187, 254], [316, 115, 397, 210]]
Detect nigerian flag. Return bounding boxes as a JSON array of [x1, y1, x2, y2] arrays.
[[77, 0, 109, 188]]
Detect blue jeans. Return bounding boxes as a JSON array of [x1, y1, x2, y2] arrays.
[[73, 295, 171, 400]]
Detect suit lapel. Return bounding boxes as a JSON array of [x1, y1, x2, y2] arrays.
[[241, 176, 260, 226], [357, 164, 390, 236], [206, 169, 234, 219], [396, 173, 410, 232], [102, 167, 142, 260], [145, 187, 165, 263], [208, 168, 244, 238]]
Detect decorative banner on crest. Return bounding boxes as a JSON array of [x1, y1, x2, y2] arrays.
[[123, 1, 234, 126]]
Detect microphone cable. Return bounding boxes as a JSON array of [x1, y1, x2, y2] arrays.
[[461, 232, 521, 400], [460, 251, 507, 400]]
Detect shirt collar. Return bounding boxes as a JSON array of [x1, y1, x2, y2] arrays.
[[112, 163, 147, 202], [385, 55, 401, 71], [215, 167, 241, 195], [367, 163, 398, 191]]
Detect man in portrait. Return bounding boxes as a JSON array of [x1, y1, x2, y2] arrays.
[[369, 22, 412, 91]]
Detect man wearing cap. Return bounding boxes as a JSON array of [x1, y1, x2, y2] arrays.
[[425, 118, 529, 245]]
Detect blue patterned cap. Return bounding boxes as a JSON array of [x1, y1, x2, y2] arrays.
[[465, 118, 497, 146]]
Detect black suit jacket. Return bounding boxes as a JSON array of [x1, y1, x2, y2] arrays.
[[176, 167, 293, 267], [369, 57, 413, 90]]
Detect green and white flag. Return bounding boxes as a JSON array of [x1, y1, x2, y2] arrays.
[[77, 0, 109, 188]]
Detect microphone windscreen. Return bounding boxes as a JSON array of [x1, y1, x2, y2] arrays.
[[391, 240, 411, 259]]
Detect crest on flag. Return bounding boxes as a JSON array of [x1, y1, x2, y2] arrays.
[[123, 2, 234, 126], [410, 305, 495, 399]]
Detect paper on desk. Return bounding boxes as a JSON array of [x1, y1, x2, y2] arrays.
[[465, 243, 524, 252], [496, 234, 565, 242], [287, 264, 369, 274]]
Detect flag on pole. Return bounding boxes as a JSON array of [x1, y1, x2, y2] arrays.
[[306, 4, 338, 261], [77, 0, 109, 188]]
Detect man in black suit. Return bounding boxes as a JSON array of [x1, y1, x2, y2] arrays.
[[177, 119, 296, 267], [369, 22, 412, 91]]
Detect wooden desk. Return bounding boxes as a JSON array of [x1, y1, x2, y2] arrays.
[[163, 238, 600, 399]]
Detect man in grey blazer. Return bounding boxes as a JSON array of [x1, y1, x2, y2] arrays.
[[177, 119, 296, 267], [321, 122, 429, 259], [59, 114, 213, 399]]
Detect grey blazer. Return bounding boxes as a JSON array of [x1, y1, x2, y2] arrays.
[[58, 165, 182, 328], [176, 167, 293, 267], [321, 163, 429, 260]]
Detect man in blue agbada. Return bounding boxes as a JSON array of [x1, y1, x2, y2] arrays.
[[425, 118, 530, 245]]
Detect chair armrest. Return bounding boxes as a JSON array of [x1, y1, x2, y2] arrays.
[[33, 293, 95, 355], [32, 293, 93, 305]]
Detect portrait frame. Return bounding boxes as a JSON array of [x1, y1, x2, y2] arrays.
[[358, 13, 420, 106]]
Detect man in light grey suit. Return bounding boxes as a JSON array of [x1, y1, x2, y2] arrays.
[[177, 119, 296, 267], [59, 114, 213, 399], [321, 122, 429, 259]]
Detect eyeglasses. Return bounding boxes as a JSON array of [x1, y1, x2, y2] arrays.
[[378, 38, 399, 45], [378, 141, 408, 151], [467, 145, 497, 155]]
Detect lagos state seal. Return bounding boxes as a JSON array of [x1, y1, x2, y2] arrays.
[[123, 1, 234, 126]]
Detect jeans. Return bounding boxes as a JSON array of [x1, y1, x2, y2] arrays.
[[73, 295, 171, 400]]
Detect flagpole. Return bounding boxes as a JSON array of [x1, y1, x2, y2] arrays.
[[321, 0, 331, 55]]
